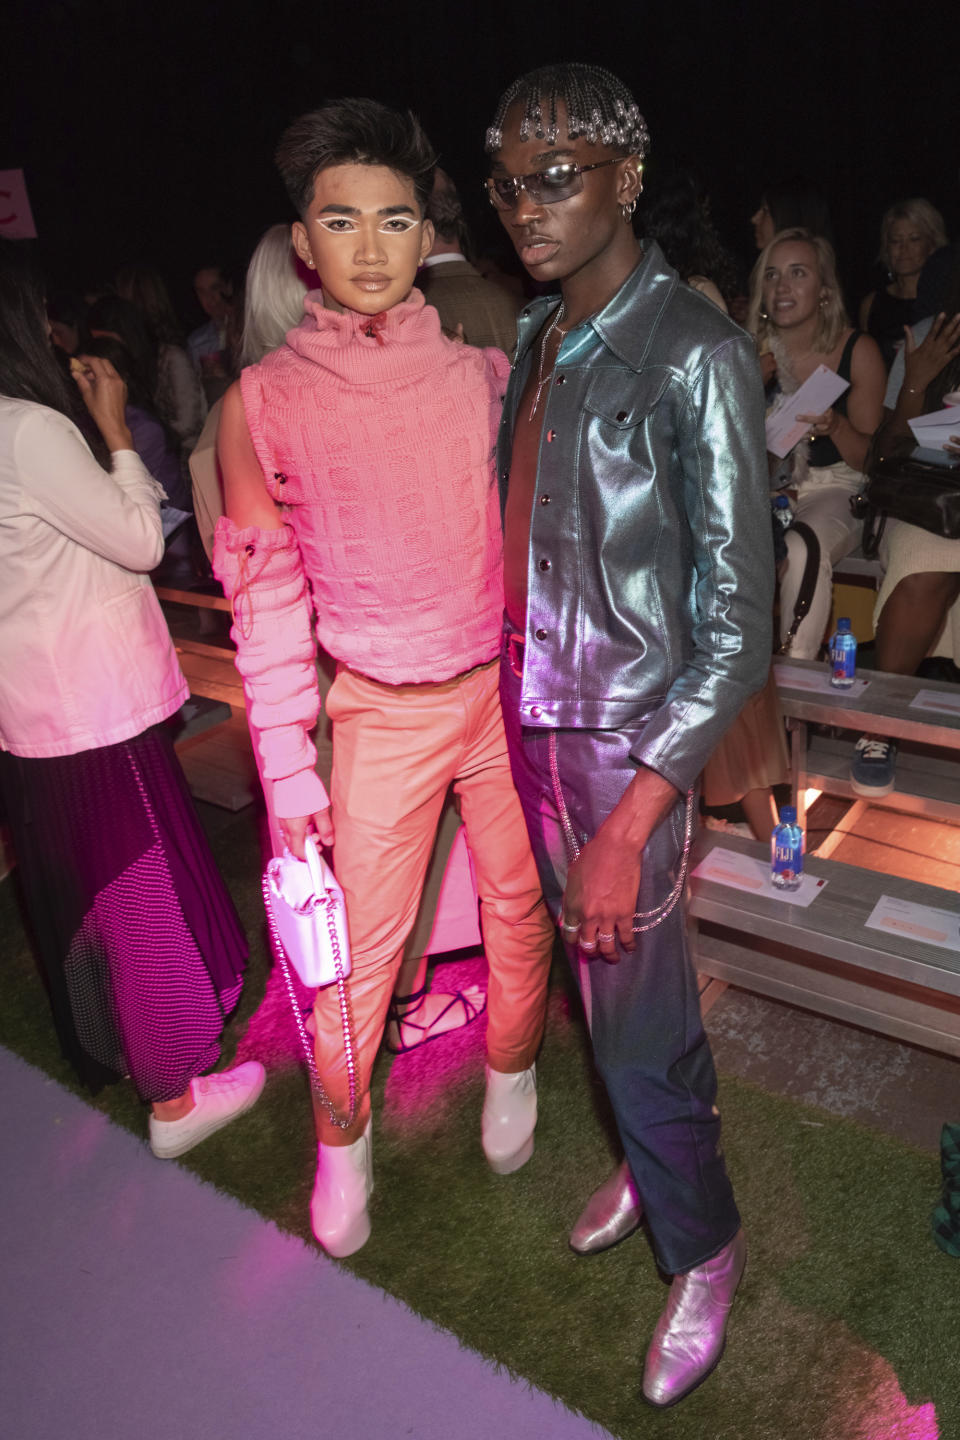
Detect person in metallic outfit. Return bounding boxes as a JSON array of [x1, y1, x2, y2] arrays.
[[484, 63, 772, 1408]]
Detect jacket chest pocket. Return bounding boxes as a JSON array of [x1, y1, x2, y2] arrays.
[[582, 369, 670, 433], [582, 371, 671, 491]]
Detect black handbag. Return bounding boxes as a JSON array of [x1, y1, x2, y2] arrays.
[[853, 448, 960, 558]]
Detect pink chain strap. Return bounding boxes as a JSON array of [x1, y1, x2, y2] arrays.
[[262, 873, 359, 1129]]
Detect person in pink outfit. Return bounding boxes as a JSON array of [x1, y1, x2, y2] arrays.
[[213, 98, 555, 1258]]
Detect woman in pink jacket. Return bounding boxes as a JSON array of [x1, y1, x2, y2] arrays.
[[0, 240, 263, 1158]]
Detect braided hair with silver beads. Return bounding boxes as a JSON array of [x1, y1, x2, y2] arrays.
[[485, 63, 650, 158]]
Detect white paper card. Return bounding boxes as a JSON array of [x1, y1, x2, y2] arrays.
[[908, 688, 960, 718], [774, 662, 870, 698], [865, 894, 960, 952], [765, 366, 851, 459], [692, 846, 827, 908], [908, 408, 960, 454]]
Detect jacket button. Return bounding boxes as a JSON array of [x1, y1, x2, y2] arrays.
[[538, 558, 551, 571], [535, 628, 548, 640], [616, 411, 628, 422], [245, 544, 255, 555], [522, 308, 531, 317], [530, 705, 542, 718], [539, 494, 551, 505], [555, 374, 566, 385]]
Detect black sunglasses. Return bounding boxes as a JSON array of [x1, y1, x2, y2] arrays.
[[484, 157, 623, 210]]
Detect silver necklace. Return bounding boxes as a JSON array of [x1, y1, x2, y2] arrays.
[[528, 303, 567, 422]]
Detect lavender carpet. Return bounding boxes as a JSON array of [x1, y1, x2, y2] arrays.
[[0, 1046, 610, 1440]]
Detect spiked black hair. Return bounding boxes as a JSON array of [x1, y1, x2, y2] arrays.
[[276, 98, 437, 218], [485, 63, 649, 158]]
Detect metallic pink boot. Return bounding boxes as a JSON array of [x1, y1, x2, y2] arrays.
[[569, 1159, 642, 1254], [642, 1228, 746, 1408]]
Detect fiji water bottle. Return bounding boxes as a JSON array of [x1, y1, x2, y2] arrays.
[[771, 806, 803, 891], [829, 617, 857, 690], [773, 493, 794, 529]]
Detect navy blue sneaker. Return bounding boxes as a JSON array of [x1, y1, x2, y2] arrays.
[[850, 736, 897, 797]]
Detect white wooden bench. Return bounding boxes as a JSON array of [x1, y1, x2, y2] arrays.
[[688, 829, 960, 1057], [154, 585, 256, 810], [774, 657, 960, 828]]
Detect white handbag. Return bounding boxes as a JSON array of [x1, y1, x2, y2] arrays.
[[262, 836, 358, 1129], [264, 836, 351, 988]]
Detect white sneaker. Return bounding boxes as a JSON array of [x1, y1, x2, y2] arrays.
[[311, 1118, 374, 1258], [149, 1061, 266, 1159], [482, 1064, 537, 1174]]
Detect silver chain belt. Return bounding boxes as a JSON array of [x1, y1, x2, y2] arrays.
[[547, 730, 695, 934]]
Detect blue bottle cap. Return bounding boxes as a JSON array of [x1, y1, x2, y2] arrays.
[[774, 494, 790, 507], [780, 806, 797, 824], [836, 617, 851, 631]]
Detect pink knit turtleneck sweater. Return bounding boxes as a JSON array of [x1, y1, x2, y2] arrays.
[[241, 289, 510, 685]]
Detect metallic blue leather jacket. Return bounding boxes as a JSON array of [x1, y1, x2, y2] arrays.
[[497, 241, 773, 797]]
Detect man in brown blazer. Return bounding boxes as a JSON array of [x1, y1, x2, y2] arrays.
[[418, 169, 519, 356]]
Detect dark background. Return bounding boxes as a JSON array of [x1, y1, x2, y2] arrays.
[[4, 0, 956, 325]]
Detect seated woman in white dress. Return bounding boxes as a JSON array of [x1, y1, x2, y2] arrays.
[[748, 228, 886, 660]]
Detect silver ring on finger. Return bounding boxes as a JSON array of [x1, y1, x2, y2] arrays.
[[579, 939, 598, 952], [560, 921, 580, 936], [598, 931, 616, 942]]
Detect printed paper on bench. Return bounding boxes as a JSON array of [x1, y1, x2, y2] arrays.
[[865, 894, 960, 952], [909, 688, 960, 718], [692, 846, 827, 908], [774, 662, 870, 698]]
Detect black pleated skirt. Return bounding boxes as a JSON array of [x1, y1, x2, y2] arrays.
[[0, 724, 247, 1102]]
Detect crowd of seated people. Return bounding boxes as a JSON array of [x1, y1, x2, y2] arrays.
[[18, 162, 960, 819], [18, 162, 959, 737]]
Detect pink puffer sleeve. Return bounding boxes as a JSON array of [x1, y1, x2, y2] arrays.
[[212, 516, 328, 818]]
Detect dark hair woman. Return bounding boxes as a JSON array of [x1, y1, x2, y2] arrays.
[[750, 175, 834, 251], [642, 171, 739, 310], [89, 288, 206, 449], [0, 239, 263, 1157], [850, 262, 960, 795]]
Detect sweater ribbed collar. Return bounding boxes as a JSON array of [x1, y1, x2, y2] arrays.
[[285, 286, 446, 385]]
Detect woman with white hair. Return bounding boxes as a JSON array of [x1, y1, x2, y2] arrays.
[[859, 198, 949, 369], [190, 225, 308, 556], [749, 227, 886, 658]]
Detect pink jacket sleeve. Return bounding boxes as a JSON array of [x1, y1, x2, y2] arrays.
[[212, 516, 328, 819]]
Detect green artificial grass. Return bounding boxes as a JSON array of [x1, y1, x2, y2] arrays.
[[2, 801, 956, 1440]]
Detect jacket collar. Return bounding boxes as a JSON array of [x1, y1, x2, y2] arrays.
[[514, 239, 679, 374]]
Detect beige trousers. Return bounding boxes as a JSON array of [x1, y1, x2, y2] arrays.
[[313, 660, 555, 1144]]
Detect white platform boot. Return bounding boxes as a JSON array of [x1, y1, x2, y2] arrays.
[[482, 1064, 537, 1174], [310, 1118, 373, 1258]]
